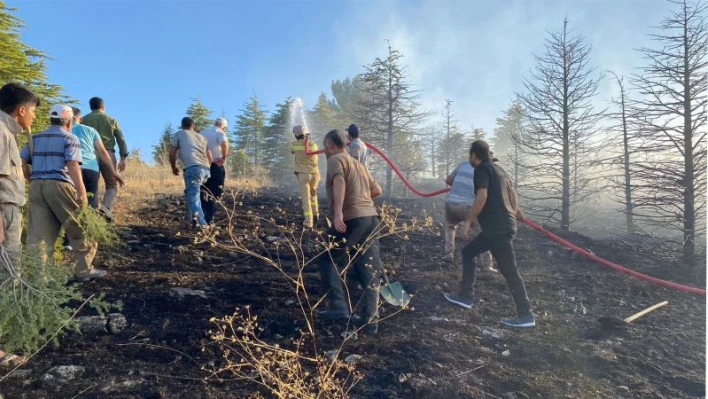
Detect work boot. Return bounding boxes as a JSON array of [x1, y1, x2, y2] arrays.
[[98, 206, 115, 223], [315, 308, 359, 322], [76, 269, 108, 282]]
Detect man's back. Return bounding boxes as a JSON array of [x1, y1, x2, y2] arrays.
[[447, 162, 475, 205], [71, 124, 101, 172], [200, 126, 226, 160], [82, 110, 127, 157], [474, 160, 517, 236], [348, 138, 368, 166], [325, 152, 378, 221], [291, 139, 319, 174], [171, 129, 209, 169], [20, 126, 81, 184]]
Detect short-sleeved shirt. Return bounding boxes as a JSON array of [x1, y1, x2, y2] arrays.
[[20, 125, 82, 185], [348, 138, 368, 167], [291, 138, 319, 174], [473, 159, 517, 237], [81, 110, 128, 158], [170, 129, 209, 169], [0, 110, 26, 206], [71, 123, 102, 172], [447, 161, 476, 206], [200, 126, 227, 160], [325, 152, 378, 221]]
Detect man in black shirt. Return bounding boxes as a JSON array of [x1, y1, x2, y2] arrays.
[[444, 140, 534, 328]]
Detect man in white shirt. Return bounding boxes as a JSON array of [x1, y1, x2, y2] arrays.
[[347, 124, 368, 168], [443, 161, 494, 271], [199, 118, 229, 224]]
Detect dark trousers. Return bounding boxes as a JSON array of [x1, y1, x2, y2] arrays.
[[63, 169, 100, 247], [200, 163, 226, 224], [461, 231, 532, 316], [317, 216, 382, 320]]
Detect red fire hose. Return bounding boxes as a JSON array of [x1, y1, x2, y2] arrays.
[[303, 137, 706, 295]]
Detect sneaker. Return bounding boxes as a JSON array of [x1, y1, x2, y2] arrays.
[[63, 245, 73, 252], [76, 269, 108, 282], [479, 265, 498, 273], [500, 314, 536, 328], [99, 207, 115, 223], [444, 292, 473, 309], [442, 253, 454, 262]]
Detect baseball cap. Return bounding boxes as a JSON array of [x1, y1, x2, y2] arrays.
[[347, 124, 359, 135], [49, 104, 73, 120]]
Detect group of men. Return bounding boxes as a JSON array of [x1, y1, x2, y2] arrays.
[[0, 79, 534, 347], [284, 124, 534, 334], [0, 83, 128, 282]]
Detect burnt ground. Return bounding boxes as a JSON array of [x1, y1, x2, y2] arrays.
[[0, 187, 705, 399]]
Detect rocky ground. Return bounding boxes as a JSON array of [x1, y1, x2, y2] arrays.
[[0, 187, 704, 398]]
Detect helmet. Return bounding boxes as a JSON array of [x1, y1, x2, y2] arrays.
[[293, 125, 305, 136]]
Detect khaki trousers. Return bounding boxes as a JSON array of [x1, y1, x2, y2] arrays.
[[296, 172, 320, 227], [445, 202, 492, 269], [27, 180, 97, 275], [1, 203, 22, 265]]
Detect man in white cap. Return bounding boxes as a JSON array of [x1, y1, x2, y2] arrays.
[[20, 104, 106, 281], [199, 117, 229, 224]]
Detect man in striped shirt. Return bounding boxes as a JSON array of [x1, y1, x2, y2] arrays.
[[20, 104, 106, 281]]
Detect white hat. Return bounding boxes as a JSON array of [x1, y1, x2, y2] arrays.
[[49, 104, 73, 120]]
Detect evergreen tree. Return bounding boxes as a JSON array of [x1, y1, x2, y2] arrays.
[[263, 97, 293, 182], [186, 96, 214, 132], [152, 122, 174, 165], [231, 95, 267, 174], [309, 93, 341, 137], [0, 2, 70, 139], [353, 44, 430, 197]]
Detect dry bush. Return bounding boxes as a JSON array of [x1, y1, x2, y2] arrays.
[[196, 196, 432, 398], [108, 159, 269, 223]]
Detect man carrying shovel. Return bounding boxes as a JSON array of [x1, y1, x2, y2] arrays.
[[316, 129, 382, 335]]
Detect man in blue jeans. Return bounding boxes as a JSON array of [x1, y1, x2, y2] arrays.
[[169, 117, 212, 227]]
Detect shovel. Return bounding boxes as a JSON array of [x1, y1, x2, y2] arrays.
[[380, 273, 411, 307], [597, 300, 669, 330]]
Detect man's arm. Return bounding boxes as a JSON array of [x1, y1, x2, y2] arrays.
[[206, 147, 213, 165], [20, 159, 30, 181], [112, 118, 128, 172], [370, 182, 382, 199], [67, 161, 87, 206], [467, 188, 488, 222], [509, 185, 524, 221], [169, 146, 179, 176], [220, 140, 229, 162], [94, 138, 124, 187], [333, 175, 346, 233]]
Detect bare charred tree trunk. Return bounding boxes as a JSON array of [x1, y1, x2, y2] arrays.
[[608, 72, 636, 234], [630, 0, 707, 268], [445, 100, 453, 177], [517, 18, 604, 231]]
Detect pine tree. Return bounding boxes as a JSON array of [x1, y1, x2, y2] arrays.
[[492, 100, 527, 190], [231, 95, 267, 174], [263, 97, 293, 182], [186, 96, 214, 132], [0, 2, 70, 139], [353, 44, 430, 197], [518, 18, 605, 230], [152, 123, 173, 165], [436, 100, 466, 179], [630, 0, 707, 267], [309, 93, 341, 138]]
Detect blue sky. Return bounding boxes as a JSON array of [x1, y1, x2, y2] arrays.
[[11, 0, 671, 159]]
